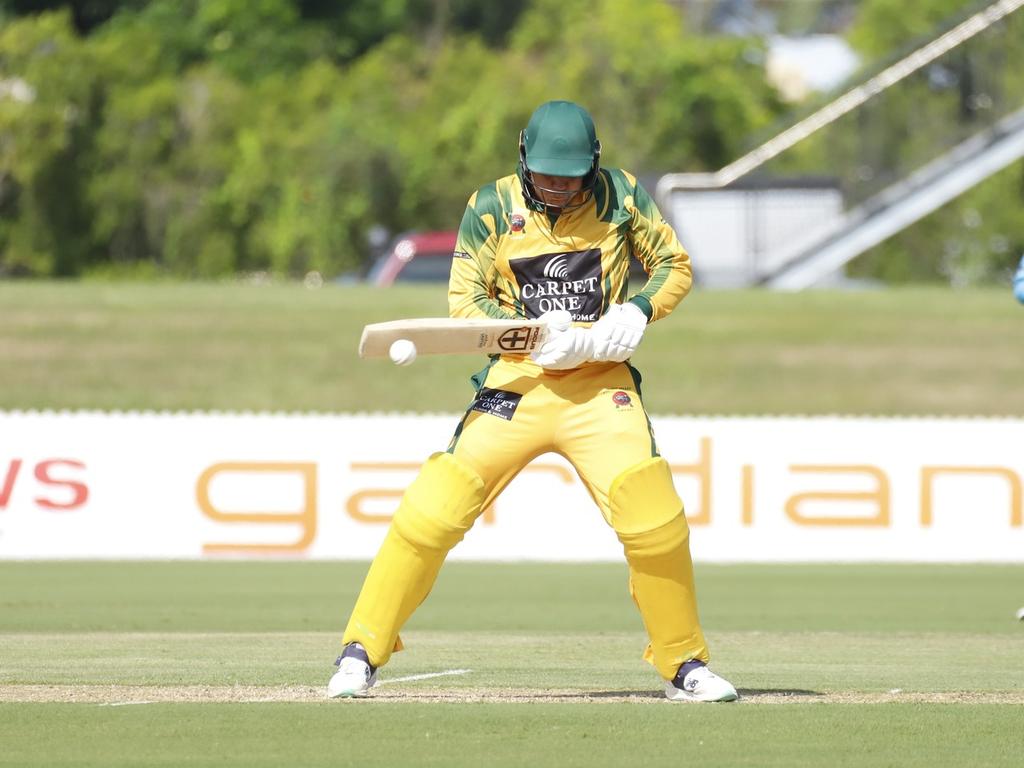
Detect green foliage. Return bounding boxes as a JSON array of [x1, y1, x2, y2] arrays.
[[847, 0, 978, 58], [338, 0, 779, 234], [763, 0, 1024, 285], [505, 0, 780, 173], [847, 161, 1024, 285], [0, 1, 783, 279], [0, 0, 150, 34], [6, 0, 1018, 283], [843, 1, 1024, 284], [0, 11, 99, 276]]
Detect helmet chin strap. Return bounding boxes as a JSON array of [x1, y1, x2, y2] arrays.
[[526, 177, 592, 213], [518, 131, 601, 213]]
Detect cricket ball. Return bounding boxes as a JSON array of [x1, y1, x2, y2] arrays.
[[389, 338, 417, 366]]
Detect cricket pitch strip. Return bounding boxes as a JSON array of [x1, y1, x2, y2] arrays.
[[2, 685, 1023, 705]]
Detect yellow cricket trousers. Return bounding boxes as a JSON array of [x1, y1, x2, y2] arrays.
[[343, 357, 710, 680]]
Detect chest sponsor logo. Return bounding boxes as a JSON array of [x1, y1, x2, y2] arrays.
[[471, 387, 523, 421], [509, 248, 603, 321]]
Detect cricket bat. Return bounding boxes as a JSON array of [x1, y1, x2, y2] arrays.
[[359, 317, 548, 359]]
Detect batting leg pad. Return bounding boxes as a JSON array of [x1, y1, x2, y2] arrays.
[[609, 457, 710, 679], [343, 452, 486, 667]]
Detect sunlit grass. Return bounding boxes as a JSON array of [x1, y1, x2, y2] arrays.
[[0, 281, 1020, 415]]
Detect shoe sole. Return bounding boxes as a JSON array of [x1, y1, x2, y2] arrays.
[[665, 686, 739, 703], [327, 669, 377, 699], [327, 679, 377, 699]]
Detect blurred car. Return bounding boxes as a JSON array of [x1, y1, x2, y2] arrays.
[[365, 229, 655, 289], [366, 231, 459, 286]]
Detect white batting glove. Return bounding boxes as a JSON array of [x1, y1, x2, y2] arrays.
[[590, 302, 648, 362], [530, 309, 595, 370]]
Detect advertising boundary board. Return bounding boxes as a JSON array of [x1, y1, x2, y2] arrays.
[[1, 411, 1021, 562]]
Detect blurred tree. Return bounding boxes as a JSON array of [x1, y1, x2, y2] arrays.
[[754, 0, 1024, 285], [342, 0, 780, 237], [447, 0, 529, 46], [846, 161, 1024, 285], [847, 0, 976, 58], [297, 0, 419, 61], [0, 11, 100, 276], [0, 0, 784, 277], [840, 0, 1024, 284], [217, 61, 391, 277], [0, 0, 528, 62], [187, 0, 330, 80], [86, 66, 250, 277], [0, 0, 824, 279], [0, 0, 149, 33], [95, 0, 334, 81]]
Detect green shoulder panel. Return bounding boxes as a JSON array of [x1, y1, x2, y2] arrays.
[[594, 168, 639, 223], [476, 177, 515, 237], [495, 174, 520, 228], [457, 181, 500, 253], [630, 176, 662, 222]]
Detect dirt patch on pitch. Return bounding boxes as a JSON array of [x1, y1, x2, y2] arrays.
[[0, 685, 325, 704], [3, 685, 1024, 705]]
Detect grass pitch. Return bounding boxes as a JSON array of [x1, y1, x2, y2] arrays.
[[1, 562, 1022, 766]]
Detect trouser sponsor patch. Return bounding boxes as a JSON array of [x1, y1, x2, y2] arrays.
[[471, 387, 522, 421]]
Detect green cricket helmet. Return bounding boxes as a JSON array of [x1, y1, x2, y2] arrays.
[[518, 100, 602, 212]]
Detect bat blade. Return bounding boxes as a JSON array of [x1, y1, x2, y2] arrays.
[[359, 317, 548, 358]]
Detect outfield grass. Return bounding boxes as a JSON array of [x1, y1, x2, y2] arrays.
[[3, 704, 1021, 768], [0, 281, 1020, 415], [1, 282, 1021, 765], [1, 562, 1022, 767]]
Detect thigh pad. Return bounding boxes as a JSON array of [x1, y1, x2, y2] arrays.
[[392, 452, 486, 550], [608, 457, 684, 535]]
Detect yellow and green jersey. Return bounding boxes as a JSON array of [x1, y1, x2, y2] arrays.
[[449, 168, 692, 326]]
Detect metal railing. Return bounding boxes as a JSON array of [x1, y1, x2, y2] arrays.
[[656, 0, 1024, 205]]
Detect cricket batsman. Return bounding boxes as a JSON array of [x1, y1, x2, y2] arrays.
[[329, 100, 738, 703]]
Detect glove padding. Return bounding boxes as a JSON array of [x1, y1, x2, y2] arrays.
[[530, 309, 595, 370], [590, 302, 648, 362]]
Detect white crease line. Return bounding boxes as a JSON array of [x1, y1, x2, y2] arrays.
[[377, 669, 472, 686], [99, 701, 156, 707]]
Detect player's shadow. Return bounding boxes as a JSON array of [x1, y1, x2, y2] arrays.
[[550, 688, 824, 701]]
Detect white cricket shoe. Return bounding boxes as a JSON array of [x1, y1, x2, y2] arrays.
[[664, 665, 738, 703], [327, 645, 378, 699]]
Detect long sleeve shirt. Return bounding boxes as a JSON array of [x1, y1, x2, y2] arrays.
[[448, 168, 692, 327]]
